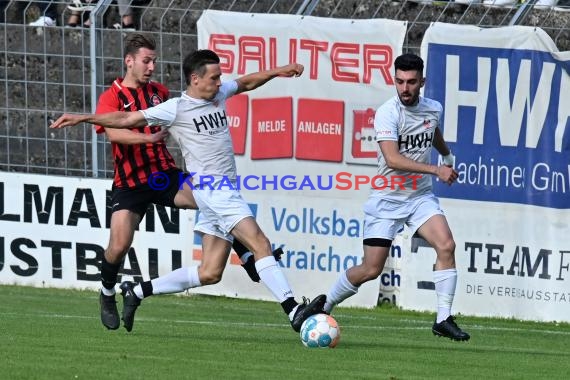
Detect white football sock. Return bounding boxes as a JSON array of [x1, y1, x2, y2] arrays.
[[101, 287, 115, 296], [323, 270, 358, 313], [134, 266, 201, 299], [288, 306, 299, 321], [255, 256, 293, 303], [433, 268, 457, 323], [134, 285, 143, 299]]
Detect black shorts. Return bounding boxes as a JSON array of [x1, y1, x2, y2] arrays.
[[110, 168, 186, 217]]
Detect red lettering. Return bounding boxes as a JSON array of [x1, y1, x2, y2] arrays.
[[371, 175, 387, 190], [238, 36, 266, 74], [208, 35, 395, 84], [289, 39, 297, 64], [354, 175, 370, 190], [363, 44, 393, 85], [269, 37, 277, 69], [299, 39, 328, 79], [407, 175, 422, 190], [209, 34, 235, 73], [390, 175, 406, 190], [335, 172, 352, 190], [331, 42, 359, 83], [269, 38, 296, 69]]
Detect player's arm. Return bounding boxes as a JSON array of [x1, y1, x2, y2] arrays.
[[50, 111, 147, 130], [94, 90, 168, 144], [374, 105, 446, 179], [105, 128, 168, 145], [433, 126, 455, 167], [379, 141, 438, 175], [432, 127, 450, 156], [235, 63, 303, 94], [379, 141, 457, 185]]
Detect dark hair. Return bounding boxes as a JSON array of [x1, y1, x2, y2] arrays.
[[182, 49, 220, 85], [123, 33, 156, 58], [394, 53, 424, 74]]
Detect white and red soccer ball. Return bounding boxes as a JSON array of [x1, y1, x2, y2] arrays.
[[300, 313, 340, 348]]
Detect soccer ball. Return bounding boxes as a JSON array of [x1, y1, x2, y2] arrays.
[[299, 313, 340, 348]]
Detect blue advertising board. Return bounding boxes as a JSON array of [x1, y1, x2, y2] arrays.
[[425, 43, 570, 209]]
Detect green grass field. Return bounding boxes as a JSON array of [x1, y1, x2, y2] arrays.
[[1, 285, 569, 380]]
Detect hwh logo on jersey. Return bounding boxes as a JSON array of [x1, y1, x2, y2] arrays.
[[398, 132, 433, 150], [193, 110, 228, 133]]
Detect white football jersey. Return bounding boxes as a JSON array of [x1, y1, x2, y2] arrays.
[[373, 95, 443, 200], [141, 81, 239, 183]]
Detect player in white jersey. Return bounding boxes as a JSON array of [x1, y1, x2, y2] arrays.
[[50, 49, 325, 333], [322, 53, 470, 341]]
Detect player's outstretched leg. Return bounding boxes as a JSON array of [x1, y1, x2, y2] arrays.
[[120, 281, 142, 332], [99, 292, 120, 330], [233, 238, 284, 283], [432, 315, 470, 341], [239, 247, 283, 282], [271, 248, 284, 261], [290, 295, 327, 332]]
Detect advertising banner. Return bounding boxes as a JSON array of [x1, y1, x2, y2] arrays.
[[0, 173, 192, 289], [0, 172, 405, 309], [198, 10, 407, 167], [422, 23, 570, 209]]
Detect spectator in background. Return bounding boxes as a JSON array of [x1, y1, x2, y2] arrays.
[[481, 0, 518, 6], [480, 0, 561, 8], [554, 0, 570, 11], [28, 1, 59, 26], [67, 0, 136, 30], [535, 0, 559, 9], [441, 0, 564, 9]]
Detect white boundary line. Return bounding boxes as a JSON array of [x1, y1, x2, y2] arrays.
[[3, 311, 570, 336]]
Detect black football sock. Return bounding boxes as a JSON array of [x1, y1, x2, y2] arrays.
[[140, 281, 153, 298], [101, 256, 121, 292], [281, 297, 298, 315], [232, 239, 249, 259]]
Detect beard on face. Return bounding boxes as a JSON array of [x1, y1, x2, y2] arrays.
[[398, 91, 419, 106]]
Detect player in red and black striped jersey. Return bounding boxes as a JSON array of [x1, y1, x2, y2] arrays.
[[95, 33, 197, 331], [96, 77, 176, 189], [95, 34, 282, 332]]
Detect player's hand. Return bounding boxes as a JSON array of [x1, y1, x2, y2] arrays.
[[278, 63, 304, 77], [49, 114, 84, 129], [148, 128, 169, 143], [436, 165, 458, 186]]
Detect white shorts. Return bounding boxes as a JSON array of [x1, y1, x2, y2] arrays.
[[363, 192, 443, 240], [193, 188, 253, 242]]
